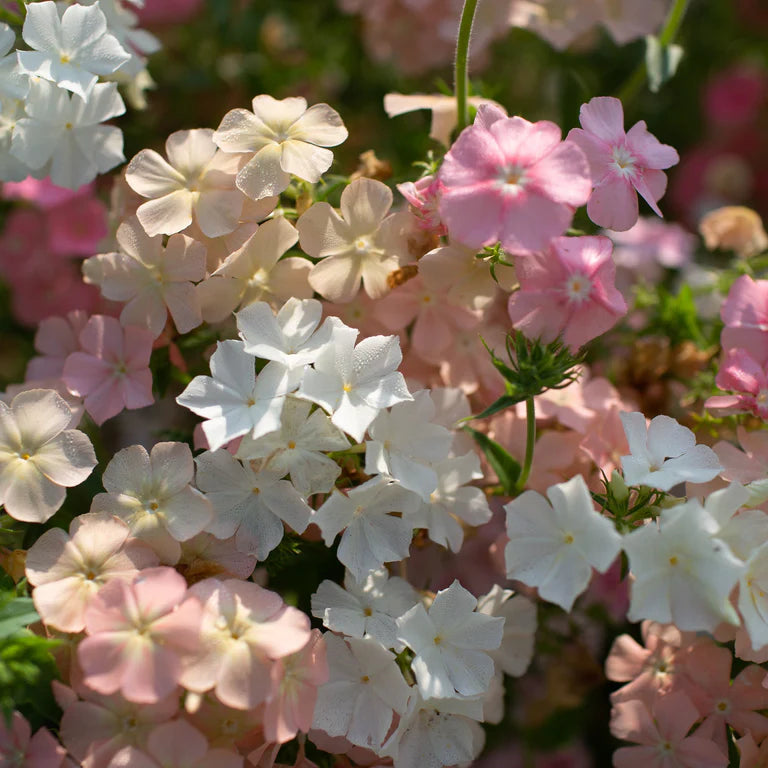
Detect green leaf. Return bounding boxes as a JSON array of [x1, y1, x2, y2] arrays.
[[465, 427, 520, 495], [0, 596, 38, 638], [645, 35, 684, 92], [471, 394, 526, 421]]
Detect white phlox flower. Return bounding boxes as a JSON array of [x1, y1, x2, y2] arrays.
[[311, 567, 419, 651], [409, 451, 492, 552], [0, 389, 97, 523], [296, 318, 413, 443], [622, 500, 744, 632], [11, 78, 125, 189], [213, 93, 348, 200], [0, 97, 29, 182], [195, 449, 311, 560], [176, 340, 302, 451], [313, 476, 420, 582], [503, 474, 623, 612], [0, 23, 29, 100], [365, 390, 453, 500], [235, 397, 349, 498], [396, 580, 504, 700], [312, 634, 411, 753], [17, 1, 130, 100], [619, 411, 723, 491]]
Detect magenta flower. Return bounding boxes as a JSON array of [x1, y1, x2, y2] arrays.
[[79, 566, 203, 703], [568, 96, 679, 231], [507, 235, 627, 350], [438, 105, 591, 255], [62, 315, 154, 425]]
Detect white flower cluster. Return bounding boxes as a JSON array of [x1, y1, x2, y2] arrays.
[[0, 0, 160, 188]]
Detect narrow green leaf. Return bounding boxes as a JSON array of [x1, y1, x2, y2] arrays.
[[0, 597, 38, 638], [465, 428, 521, 495], [470, 394, 526, 421]]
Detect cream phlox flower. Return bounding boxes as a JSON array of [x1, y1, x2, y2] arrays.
[[313, 476, 420, 582], [18, 1, 130, 100], [311, 568, 419, 651], [409, 452, 492, 552], [213, 94, 348, 199], [0, 388, 96, 523], [83, 217, 206, 339], [179, 577, 311, 710], [197, 216, 312, 323], [11, 79, 125, 189], [620, 411, 723, 491], [176, 340, 302, 451], [365, 390, 453, 500], [126, 129, 244, 237], [396, 580, 504, 700], [194, 449, 311, 560], [235, 397, 349, 497], [503, 474, 623, 612], [622, 501, 744, 632], [90, 442, 214, 564], [297, 178, 412, 302], [296, 318, 413, 443], [312, 634, 411, 753], [25, 511, 158, 633], [236, 297, 332, 370]]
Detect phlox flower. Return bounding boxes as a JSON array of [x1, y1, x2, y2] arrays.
[[707, 347, 768, 419], [126, 128, 244, 237], [176, 340, 301, 452], [11, 79, 125, 189], [507, 235, 627, 350], [736, 732, 768, 768], [297, 178, 413, 303], [197, 217, 312, 324], [622, 501, 744, 632], [437, 104, 591, 255], [0, 388, 96, 523], [179, 578, 310, 710], [62, 315, 154, 426], [700, 205, 768, 259], [312, 634, 410, 753], [0, 23, 28, 101], [396, 579, 503, 700], [79, 566, 203, 703], [26, 310, 88, 381], [611, 691, 727, 768], [311, 567, 419, 651], [721, 275, 768, 354], [0, 97, 30, 182], [83, 217, 206, 339], [0, 711, 66, 768], [619, 411, 723, 491], [396, 174, 445, 235], [503, 474, 623, 612], [296, 319, 413, 443], [313, 476, 420, 582], [213, 94, 348, 200], [17, 0, 130, 101], [194, 449, 311, 560], [567, 96, 679, 231], [90, 442, 213, 564], [25, 511, 158, 633], [264, 629, 328, 744], [177, 532, 257, 583]]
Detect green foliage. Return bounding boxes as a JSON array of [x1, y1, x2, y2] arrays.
[[465, 428, 521, 496], [635, 284, 711, 347]]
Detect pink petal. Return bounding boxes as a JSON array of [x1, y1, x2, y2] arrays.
[[587, 175, 638, 231], [578, 96, 626, 143]]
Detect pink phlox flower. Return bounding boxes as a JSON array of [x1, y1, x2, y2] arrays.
[[26, 310, 88, 381], [2, 176, 94, 209], [83, 217, 207, 339], [25, 510, 159, 633], [507, 235, 627, 350], [0, 711, 67, 768], [704, 66, 768, 128], [79, 566, 203, 703], [263, 629, 328, 744], [736, 731, 768, 768], [322, 291, 393, 339], [707, 347, 768, 419], [579, 397, 635, 479], [136, 0, 204, 25], [714, 428, 768, 487], [567, 96, 679, 231], [721, 275, 768, 356], [46, 194, 109, 257], [177, 532, 257, 583], [179, 578, 311, 711], [396, 174, 446, 234], [62, 315, 154, 426], [610, 691, 727, 768], [438, 105, 591, 255]]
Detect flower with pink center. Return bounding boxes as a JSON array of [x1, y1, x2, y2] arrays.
[[79, 566, 203, 703], [25, 510, 159, 633], [25, 310, 88, 381], [610, 691, 727, 768], [507, 235, 627, 350], [62, 315, 154, 425], [567, 96, 679, 231], [437, 105, 591, 255], [707, 347, 768, 419], [179, 578, 311, 710], [0, 711, 67, 768]]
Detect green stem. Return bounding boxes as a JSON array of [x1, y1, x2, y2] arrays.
[[515, 397, 536, 494], [454, 0, 479, 134], [615, 0, 690, 104], [0, 6, 22, 24]]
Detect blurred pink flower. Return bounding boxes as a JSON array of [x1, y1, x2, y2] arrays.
[[26, 310, 89, 381], [0, 711, 66, 768], [2, 175, 94, 208], [47, 195, 109, 256], [135, 0, 204, 25], [704, 66, 767, 128], [707, 347, 768, 418]]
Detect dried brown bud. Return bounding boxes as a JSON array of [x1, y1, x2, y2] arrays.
[[387, 263, 419, 290], [699, 206, 768, 258], [349, 150, 392, 182]]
